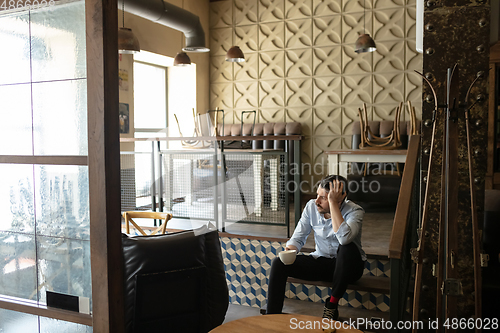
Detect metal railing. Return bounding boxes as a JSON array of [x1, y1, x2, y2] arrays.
[[388, 135, 421, 331]]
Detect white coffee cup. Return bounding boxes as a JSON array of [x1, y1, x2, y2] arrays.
[[279, 249, 297, 265]]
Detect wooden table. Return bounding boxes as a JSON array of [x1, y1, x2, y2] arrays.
[[210, 314, 362, 332], [325, 149, 408, 178]]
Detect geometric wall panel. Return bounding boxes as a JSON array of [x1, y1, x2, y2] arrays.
[[313, 16, 342, 46], [285, 0, 312, 20], [373, 9, 405, 41], [313, 47, 342, 76], [285, 49, 313, 77], [259, 0, 285, 23], [234, 52, 259, 81], [234, 25, 259, 54], [285, 19, 313, 49], [373, 73, 405, 105], [259, 80, 285, 107], [234, 0, 258, 26], [259, 51, 285, 79], [312, 0, 341, 16], [209, 0, 422, 194]]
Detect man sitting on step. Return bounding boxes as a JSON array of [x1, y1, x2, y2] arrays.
[[266, 174, 366, 321]]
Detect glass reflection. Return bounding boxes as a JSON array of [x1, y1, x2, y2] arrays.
[[0, 308, 38, 332], [0, 232, 37, 300], [37, 236, 91, 309], [0, 84, 33, 155], [32, 79, 88, 155], [0, 164, 35, 233], [0, 12, 30, 85], [30, 1, 87, 82], [35, 165, 90, 240]]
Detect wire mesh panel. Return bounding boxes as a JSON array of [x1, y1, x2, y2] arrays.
[[161, 151, 220, 220], [224, 152, 286, 225], [120, 152, 153, 211]]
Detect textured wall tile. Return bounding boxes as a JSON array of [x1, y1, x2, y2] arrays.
[[313, 0, 341, 16], [260, 22, 286, 50], [406, 40, 421, 71], [234, 81, 258, 109], [259, 51, 285, 79], [259, 0, 285, 23], [259, 80, 285, 107], [405, 5, 416, 38], [314, 136, 342, 161], [373, 105, 400, 122], [373, 8, 405, 42], [286, 78, 313, 106], [342, 12, 369, 44], [234, 109, 258, 123], [286, 0, 312, 19], [313, 16, 342, 46], [286, 107, 313, 136], [313, 107, 342, 137], [210, 28, 233, 57], [313, 47, 342, 76], [234, 0, 258, 26], [234, 52, 259, 81], [285, 49, 313, 77], [259, 108, 286, 123], [405, 72, 422, 114], [211, 83, 234, 110], [373, 0, 405, 9], [373, 40, 405, 72], [313, 77, 342, 106], [234, 25, 259, 54], [342, 0, 364, 14], [342, 106, 364, 136], [285, 19, 313, 49], [343, 45, 372, 74], [210, 1, 232, 29], [373, 73, 405, 104], [210, 55, 233, 83], [342, 75, 372, 105]]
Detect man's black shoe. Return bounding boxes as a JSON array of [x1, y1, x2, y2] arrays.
[[322, 297, 339, 321]]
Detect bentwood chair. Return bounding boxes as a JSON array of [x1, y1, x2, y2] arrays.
[[122, 211, 173, 236]]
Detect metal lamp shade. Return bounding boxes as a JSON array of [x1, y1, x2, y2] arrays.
[[225, 46, 245, 62], [118, 27, 140, 54], [355, 34, 377, 53], [174, 52, 191, 66]]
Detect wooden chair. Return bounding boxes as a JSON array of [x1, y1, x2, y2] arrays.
[[123, 211, 173, 236]]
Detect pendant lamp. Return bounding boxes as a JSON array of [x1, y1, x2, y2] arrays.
[[355, 0, 376, 54], [226, 46, 245, 62], [118, 0, 140, 54], [174, 51, 191, 66]]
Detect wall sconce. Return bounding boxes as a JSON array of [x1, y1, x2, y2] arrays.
[[118, 0, 140, 54], [226, 46, 245, 62], [355, 0, 376, 53]]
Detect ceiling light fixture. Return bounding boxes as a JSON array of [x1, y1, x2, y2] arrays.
[[174, 51, 191, 66], [355, 0, 376, 54], [225, 45, 245, 62], [118, 0, 140, 54]]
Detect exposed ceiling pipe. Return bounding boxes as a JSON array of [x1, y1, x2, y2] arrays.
[[122, 0, 209, 52]]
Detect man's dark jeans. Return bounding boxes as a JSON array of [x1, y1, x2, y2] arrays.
[[266, 242, 365, 314]]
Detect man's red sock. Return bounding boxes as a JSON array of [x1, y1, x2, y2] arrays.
[[329, 296, 340, 304]]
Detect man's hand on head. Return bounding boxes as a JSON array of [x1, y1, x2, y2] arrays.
[[328, 180, 347, 206]]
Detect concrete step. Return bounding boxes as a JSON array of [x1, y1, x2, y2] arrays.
[[288, 274, 391, 294]]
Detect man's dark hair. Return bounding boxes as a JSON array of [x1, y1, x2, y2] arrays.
[[319, 174, 349, 197]]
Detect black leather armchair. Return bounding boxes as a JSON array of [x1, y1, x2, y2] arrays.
[[122, 226, 229, 333]]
